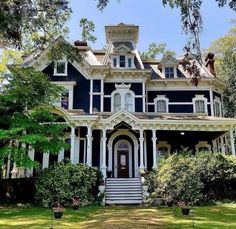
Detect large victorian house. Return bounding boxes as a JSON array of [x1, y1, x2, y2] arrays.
[[5, 23, 236, 204]]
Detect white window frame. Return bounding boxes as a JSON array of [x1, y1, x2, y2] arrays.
[[111, 55, 134, 69], [157, 141, 171, 155], [54, 60, 68, 76], [111, 84, 135, 112], [195, 141, 211, 153], [192, 95, 208, 114], [52, 81, 76, 109], [154, 95, 169, 113], [214, 97, 222, 117], [164, 67, 174, 78]]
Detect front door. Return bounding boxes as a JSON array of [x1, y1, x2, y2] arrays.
[[117, 150, 129, 178]]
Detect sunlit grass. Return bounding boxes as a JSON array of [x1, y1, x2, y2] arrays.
[[0, 203, 235, 228]]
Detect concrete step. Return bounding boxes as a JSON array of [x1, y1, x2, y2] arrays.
[[106, 193, 143, 198], [106, 196, 143, 200], [106, 199, 143, 205], [105, 190, 142, 193]]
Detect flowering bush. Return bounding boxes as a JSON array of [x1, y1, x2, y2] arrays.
[[177, 201, 188, 209], [72, 197, 80, 206], [52, 202, 65, 213]]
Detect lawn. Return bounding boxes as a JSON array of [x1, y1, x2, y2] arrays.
[[0, 203, 236, 229]]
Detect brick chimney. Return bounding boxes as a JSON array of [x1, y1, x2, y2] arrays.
[[205, 52, 216, 77], [74, 40, 89, 50]]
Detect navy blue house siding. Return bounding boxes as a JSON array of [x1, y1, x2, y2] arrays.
[[43, 62, 90, 113]]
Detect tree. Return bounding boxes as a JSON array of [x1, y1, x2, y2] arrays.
[[208, 25, 236, 117], [79, 18, 97, 43], [140, 42, 176, 60], [0, 67, 68, 168]]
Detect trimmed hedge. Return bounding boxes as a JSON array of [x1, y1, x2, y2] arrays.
[[35, 161, 102, 207]]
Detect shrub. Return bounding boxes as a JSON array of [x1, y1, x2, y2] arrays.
[[156, 154, 203, 204], [147, 152, 236, 204], [35, 161, 102, 207]]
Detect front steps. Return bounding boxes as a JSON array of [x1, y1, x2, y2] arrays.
[[105, 178, 143, 205]]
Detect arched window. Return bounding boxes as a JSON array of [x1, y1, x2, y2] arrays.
[[125, 92, 134, 112], [195, 100, 205, 113], [192, 95, 207, 113], [214, 97, 222, 117], [111, 84, 135, 112], [113, 93, 121, 112], [154, 95, 169, 113]]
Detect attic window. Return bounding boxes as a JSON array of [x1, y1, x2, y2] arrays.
[[54, 61, 68, 76], [165, 67, 174, 78]]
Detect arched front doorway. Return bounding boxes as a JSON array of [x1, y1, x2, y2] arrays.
[[107, 129, 139, 178], [114, 140, 132, 178]]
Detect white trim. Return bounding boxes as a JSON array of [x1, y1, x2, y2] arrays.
[[90, 80, 93, 114], [111, 84, 135, 112], [214, 96, 222, 117], [101, 80, 104, 112], [154, 95, 169, 113], [142, 82, 146, 112], [157, 141, 171, 155], [195, 141, 211, 153], [210, 87, 214, 117], [192, 95, 208, 114], [58, 148, 65, 162], [53, 60, 68, 76], [107, 129, 139, 177], [42, 153, 49, 169], [111, 54, 135, 69], [114, 140, 132, 178]]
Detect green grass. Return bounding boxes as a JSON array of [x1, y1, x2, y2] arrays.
[[0, 203, 236, 228]]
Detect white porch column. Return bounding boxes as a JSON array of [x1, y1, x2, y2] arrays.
[[70, 127, 76, 164], [230, 129, 236, 156], [101, 79, 104, 112], [6, 155, 11, 179], [144, 132, 147, 168], [58, 148, 65, 162], [89, 79, 93, 114], [209, 87, 214, 117], [139, 129, 145, 169], [220, 136, 226, 154], [101, 129, 107, 178], [142, 82, 146, 112], [108, 144, 112, 171], [26, 147, 35, 177], [42, 153, 49, 169], [86, 126, 93, 166], [152, 129, 157, 169]]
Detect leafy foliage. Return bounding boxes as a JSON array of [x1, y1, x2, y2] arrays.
[[79, 18, 97, 43], [0, 67, 68, 168], [147, 152, 236, 204], [35, 162, 102, 207]]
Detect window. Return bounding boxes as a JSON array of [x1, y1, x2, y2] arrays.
[[193, 95, 207, 114], [114, 93, 121, 112], [157, 100, 167, 113], [165, 67, 174, 78], [54, 61, 68, 76], [128, 58, 132, 68], [61, 91, 69, 109], [154, 95, 169, 113], [157, 141, 171, 155], [195, 141, 211, 153], [214, 97, 221, 117], [113, 58, 117, 67], [119, 55, 126, 67], [195, 100, 205, 113], [111, 84, 135, 112], [125, 93, 133, 112]]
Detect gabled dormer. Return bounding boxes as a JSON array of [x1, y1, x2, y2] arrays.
[[160, 55, 179, 78]]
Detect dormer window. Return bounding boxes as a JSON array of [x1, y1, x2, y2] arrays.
[[54, 61, 68, 76], [154, 95, 169, 113], [165, 67, 174, 78], [111, 55, 134, 68], [193, 95, 207, 113]]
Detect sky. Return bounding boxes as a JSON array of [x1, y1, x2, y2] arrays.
[[68, 0, 235, 55]]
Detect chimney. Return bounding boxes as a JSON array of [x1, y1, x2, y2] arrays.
[[74, 40, 89, 50], [205, 52, 216, 77]]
